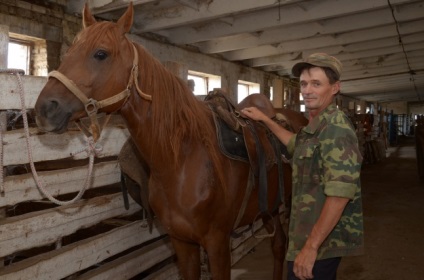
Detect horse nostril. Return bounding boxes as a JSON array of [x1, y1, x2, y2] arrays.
[[44, 99, 60, 118]]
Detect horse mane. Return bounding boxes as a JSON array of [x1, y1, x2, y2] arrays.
[[136, 45, 220, 167]]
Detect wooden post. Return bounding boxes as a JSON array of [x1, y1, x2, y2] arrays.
[[0, 25, 7, 68], [0, 24, 9, 268], [271, 78, 283, 108]]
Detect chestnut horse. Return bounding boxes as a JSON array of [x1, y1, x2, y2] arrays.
[[34, 3, 306, 279]]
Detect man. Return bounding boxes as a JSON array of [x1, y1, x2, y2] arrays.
[[241, 53, 364, 280]]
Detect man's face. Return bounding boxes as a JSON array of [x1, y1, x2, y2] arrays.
[[299, 67, 340, 116]]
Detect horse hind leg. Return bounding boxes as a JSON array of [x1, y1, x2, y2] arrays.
[[170, 237, 201, 280], [263, 211, 286, 280]]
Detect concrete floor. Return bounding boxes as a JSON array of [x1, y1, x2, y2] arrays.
[[232, 136, 424, 280]]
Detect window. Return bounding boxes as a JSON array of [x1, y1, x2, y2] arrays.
[[187, 74, 206, 95], [7, 33, 49, 77], [188, 71, 221, 96], [238, 83, 249, 103], [8, 41, 30, 75], [237, 80, 260, 103]]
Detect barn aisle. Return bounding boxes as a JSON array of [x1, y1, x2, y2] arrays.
[[231, 136, 424, 280]]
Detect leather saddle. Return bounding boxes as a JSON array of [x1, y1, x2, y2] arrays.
[[205, 89, 290, 175], [205, 89, 291, 217]]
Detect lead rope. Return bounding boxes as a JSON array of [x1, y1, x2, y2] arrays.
[[0, 113, 4, 195], [1, 69, 98, 205]]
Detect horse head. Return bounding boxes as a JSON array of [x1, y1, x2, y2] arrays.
[[35, 3, 136, 134]]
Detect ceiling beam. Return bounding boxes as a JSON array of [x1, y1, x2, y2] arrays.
[[346, 85, 424, 102], [342, 72, 424, 101], [343, 54, 424, 72], [266, 50, 424, 75], [195, 3, 424, 54], [344, 65, 424, 80], [90, 0, 158, 14], [152, 0, 416, 44], [226, 21, 424, 62], [127, 0, 286, 32], [259, 41, 424, 75], [348, 74, 424, 84]]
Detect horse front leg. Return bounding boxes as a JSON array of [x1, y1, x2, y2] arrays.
[[203, 234, 232, 280], [170, 237, 201, 280], [263, 211, 286, 280]]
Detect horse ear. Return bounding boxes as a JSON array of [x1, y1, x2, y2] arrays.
[[82, 2, 97, 28], [117, 2, 134, 34]]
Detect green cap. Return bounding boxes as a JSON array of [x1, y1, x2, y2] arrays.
[[292, 53, 342, 79]]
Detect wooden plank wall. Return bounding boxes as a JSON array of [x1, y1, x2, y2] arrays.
[[0, 73, 280, 279]]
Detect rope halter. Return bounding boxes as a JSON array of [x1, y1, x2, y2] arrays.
[[48, 43, 152, 142]]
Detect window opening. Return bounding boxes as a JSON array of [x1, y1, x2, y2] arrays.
[[187, 74, 207, 95], [188, 71, 221, 97], [8, 41, 30, 75], [237, 80, 260, 103]]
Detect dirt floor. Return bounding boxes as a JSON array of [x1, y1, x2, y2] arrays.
[[232, 136, 424, 280]]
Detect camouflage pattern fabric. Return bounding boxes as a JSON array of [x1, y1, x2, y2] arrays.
[[285, 103, 364, 261]]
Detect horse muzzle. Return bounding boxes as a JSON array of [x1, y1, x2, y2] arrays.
[[34, 97, 74, 134], [35, 113, 71, 134]]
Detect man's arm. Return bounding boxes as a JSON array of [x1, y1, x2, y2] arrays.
[[293, 196, 350, 280]]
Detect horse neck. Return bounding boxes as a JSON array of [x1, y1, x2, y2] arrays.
[[119, 97, 163, 170], [120, 45, 215, 172]]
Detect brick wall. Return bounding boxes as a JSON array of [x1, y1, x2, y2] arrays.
[[0, 0, 81, 74]]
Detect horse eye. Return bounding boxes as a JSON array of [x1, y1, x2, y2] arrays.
[[94, 50, 108, 60]]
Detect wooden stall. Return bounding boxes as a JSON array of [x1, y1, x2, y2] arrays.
[[0, 73, 282, 279]]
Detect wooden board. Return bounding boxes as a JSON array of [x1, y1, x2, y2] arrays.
[[0, 221, 166, 279], [0, 74, 46, 110], [1, 161, 121, 207], [2, 124, 130, 165], [0, 193, 141, 258], [76, 237, 174, 280]]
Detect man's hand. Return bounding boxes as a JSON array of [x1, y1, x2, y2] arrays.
[[293, 245, 318, 279], [241, 107, 267, 122], [242, 106, 294, 146]]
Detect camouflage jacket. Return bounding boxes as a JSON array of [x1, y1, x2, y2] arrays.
[[285, 104, 364, 261]]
